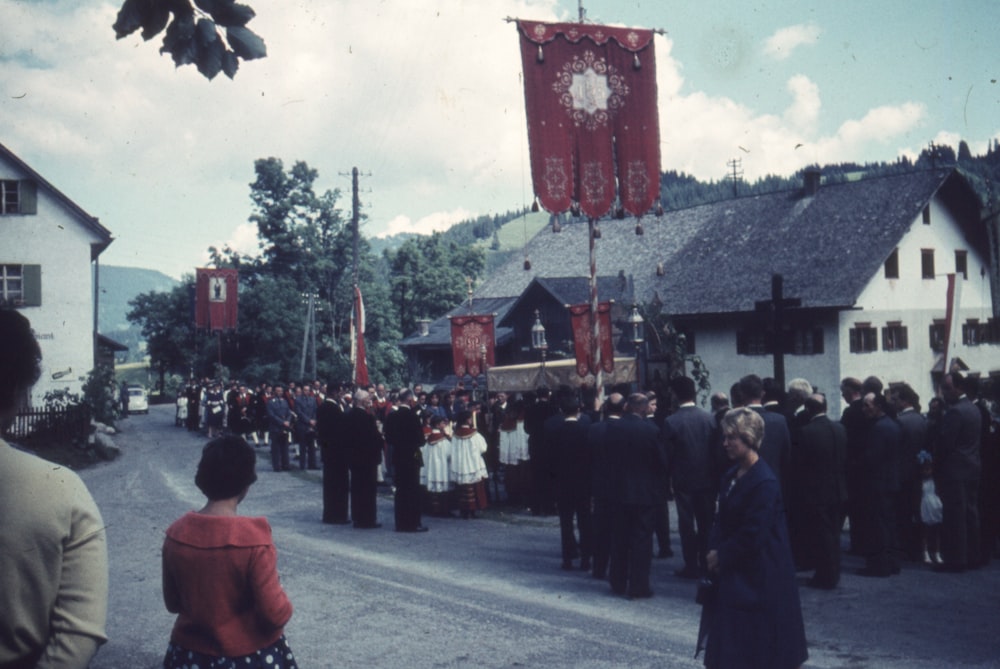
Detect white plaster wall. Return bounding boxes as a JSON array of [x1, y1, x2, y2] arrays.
[[0, 165, 101, 402], [690, 315, 844, 416], [842, 195, 998, 411], [855, 199, 991, 311]]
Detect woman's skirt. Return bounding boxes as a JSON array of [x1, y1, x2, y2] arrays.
[[164, 635, 298, 669], [456, 480, 488, 512]]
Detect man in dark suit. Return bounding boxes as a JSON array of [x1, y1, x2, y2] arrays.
[[383, 389, 428, 533], [317, 382, 349, 524], [343, 389, 384, 529], [587, 392, 624, 580], [524, 386, 559, 516], [740, 374, 791, 488], [840, 376, 869, 555], [551, 389, 592, 570], [935, 373, 982, 572], [607, 393, 668, 599], [266, 384, 293, 472], [794, 394, 847, 588], [857, 392, 902, 577], [892, 383, 928, 561], [661, 375, 716, 579]]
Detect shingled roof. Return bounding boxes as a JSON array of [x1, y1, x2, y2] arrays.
[[475, 168, 984, 316]]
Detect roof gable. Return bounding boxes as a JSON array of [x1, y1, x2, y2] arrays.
[[476, 168, 981, 316], [0, 141, 113, 257]]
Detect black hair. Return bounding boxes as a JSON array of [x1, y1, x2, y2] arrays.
[[0, 309, 42, 414], [195, 436, 258, 500], [669, 375, 697, 402]]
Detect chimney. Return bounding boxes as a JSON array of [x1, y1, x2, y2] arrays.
[[803, 167, 821, 196], [418, 318, 431, 337]]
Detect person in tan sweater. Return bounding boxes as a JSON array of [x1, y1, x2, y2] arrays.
[[0, 308, 109, 669]]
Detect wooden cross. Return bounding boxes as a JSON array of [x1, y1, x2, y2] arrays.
[[754, 274, 801, 389]]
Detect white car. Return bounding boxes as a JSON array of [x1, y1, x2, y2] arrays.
[[128, 386, 149, 414]]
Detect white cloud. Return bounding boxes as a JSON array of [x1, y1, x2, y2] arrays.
[[378, 208, 477, 238], [763, 23, 820, 61], [0, 2, 985, 279], [783, 75, 821, 131]]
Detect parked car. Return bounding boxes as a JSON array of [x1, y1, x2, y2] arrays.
[[128, 386, 149, 414]]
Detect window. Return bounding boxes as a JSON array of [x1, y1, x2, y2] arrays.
[[736, 330, 769, 356], [962, 319, 981, 346], [955, 250, 968, 280], [787, 328, 824, 355], [849, 323, 878, 353], [881, 322, 908, 351], [0, 180, 37, 215], [929, 320, 947, 352], [922, 206, 931, 225], [921, 249, 935, 279], [0, 264, 41, 307], [884, 249, 899, 279]]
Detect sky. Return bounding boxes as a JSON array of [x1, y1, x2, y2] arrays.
[[2, 0, 998, 280]]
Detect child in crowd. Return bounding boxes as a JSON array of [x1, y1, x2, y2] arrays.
[[918, 450, 943, 564]]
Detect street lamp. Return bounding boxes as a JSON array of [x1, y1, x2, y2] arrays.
[[531, 309, 548, 368], [627, 304, 644, 389]]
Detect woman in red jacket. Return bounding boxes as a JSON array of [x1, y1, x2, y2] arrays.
[[162, 436, 297, 668]]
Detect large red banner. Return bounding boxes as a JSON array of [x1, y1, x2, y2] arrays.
[[352, 285, 370, 388], [195, 268, 238, 331], [449, 314, 495, 377], [517, 20, 660, 219], [568, 302, 614, 377]]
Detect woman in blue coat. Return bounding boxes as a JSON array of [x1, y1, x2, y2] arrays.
[[704, 407, 807, 669]]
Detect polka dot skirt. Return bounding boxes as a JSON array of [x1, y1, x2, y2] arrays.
[[163, 635, 298, 669]]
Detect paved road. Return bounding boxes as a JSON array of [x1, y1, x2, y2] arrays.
[[81, 405, 1000, 668]]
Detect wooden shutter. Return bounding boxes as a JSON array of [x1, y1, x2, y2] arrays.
[[19, 180, 37, 214], [22, 264, 41, 306]]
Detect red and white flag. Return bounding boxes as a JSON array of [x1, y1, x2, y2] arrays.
[[568, 301, 615, 377], [517, 20, 661, 218], [351, 285, 370, 387], [942, 273, 963, 372], [449, 314, 495, 377], [195, 268, 238, 331]]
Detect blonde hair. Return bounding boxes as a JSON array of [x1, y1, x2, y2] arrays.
[[720, 407, 764, 451]]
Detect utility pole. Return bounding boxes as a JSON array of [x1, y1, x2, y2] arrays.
[[727, 158, 743, 198]]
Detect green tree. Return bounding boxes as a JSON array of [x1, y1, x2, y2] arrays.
[[113, 0, 266, 80], [385, 232, 486, 337], [127, 281, 197, 390]]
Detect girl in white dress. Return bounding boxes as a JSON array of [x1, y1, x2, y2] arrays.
[[917, 451, 943, 564], [420, 416, 454, 516]]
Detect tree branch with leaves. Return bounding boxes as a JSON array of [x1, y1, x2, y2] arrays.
[[113, 0, 266, 80]]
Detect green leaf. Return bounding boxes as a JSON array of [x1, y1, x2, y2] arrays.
[[193, 0, 218, 13], [139, 2, 171, 41], [226, 25, 267, 60], [211, 2, 255, 27], [196, 26, 225, 79], [221, 49, 240, 78], [112, 0, 143, 39], [160, 12, 197, 66], [195, 17, 218, 46]]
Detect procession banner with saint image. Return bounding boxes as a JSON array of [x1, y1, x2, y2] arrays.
[[195, 268, 238, 331], [568, 302, 614, 377], [517, 20, 660, 218], [449, 314, 495, 377]]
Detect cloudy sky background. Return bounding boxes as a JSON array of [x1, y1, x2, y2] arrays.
[[2, 0, 997, 279]]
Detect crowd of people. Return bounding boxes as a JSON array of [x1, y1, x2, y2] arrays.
[[5, 291, 999, 669]]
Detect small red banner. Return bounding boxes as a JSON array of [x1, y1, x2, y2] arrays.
[[195, 268, 238, 332], [449, 314, 495, 377], [568, 302, 615, 377]]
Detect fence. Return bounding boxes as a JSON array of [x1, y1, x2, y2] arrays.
[[2, 404, 92, 443]]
